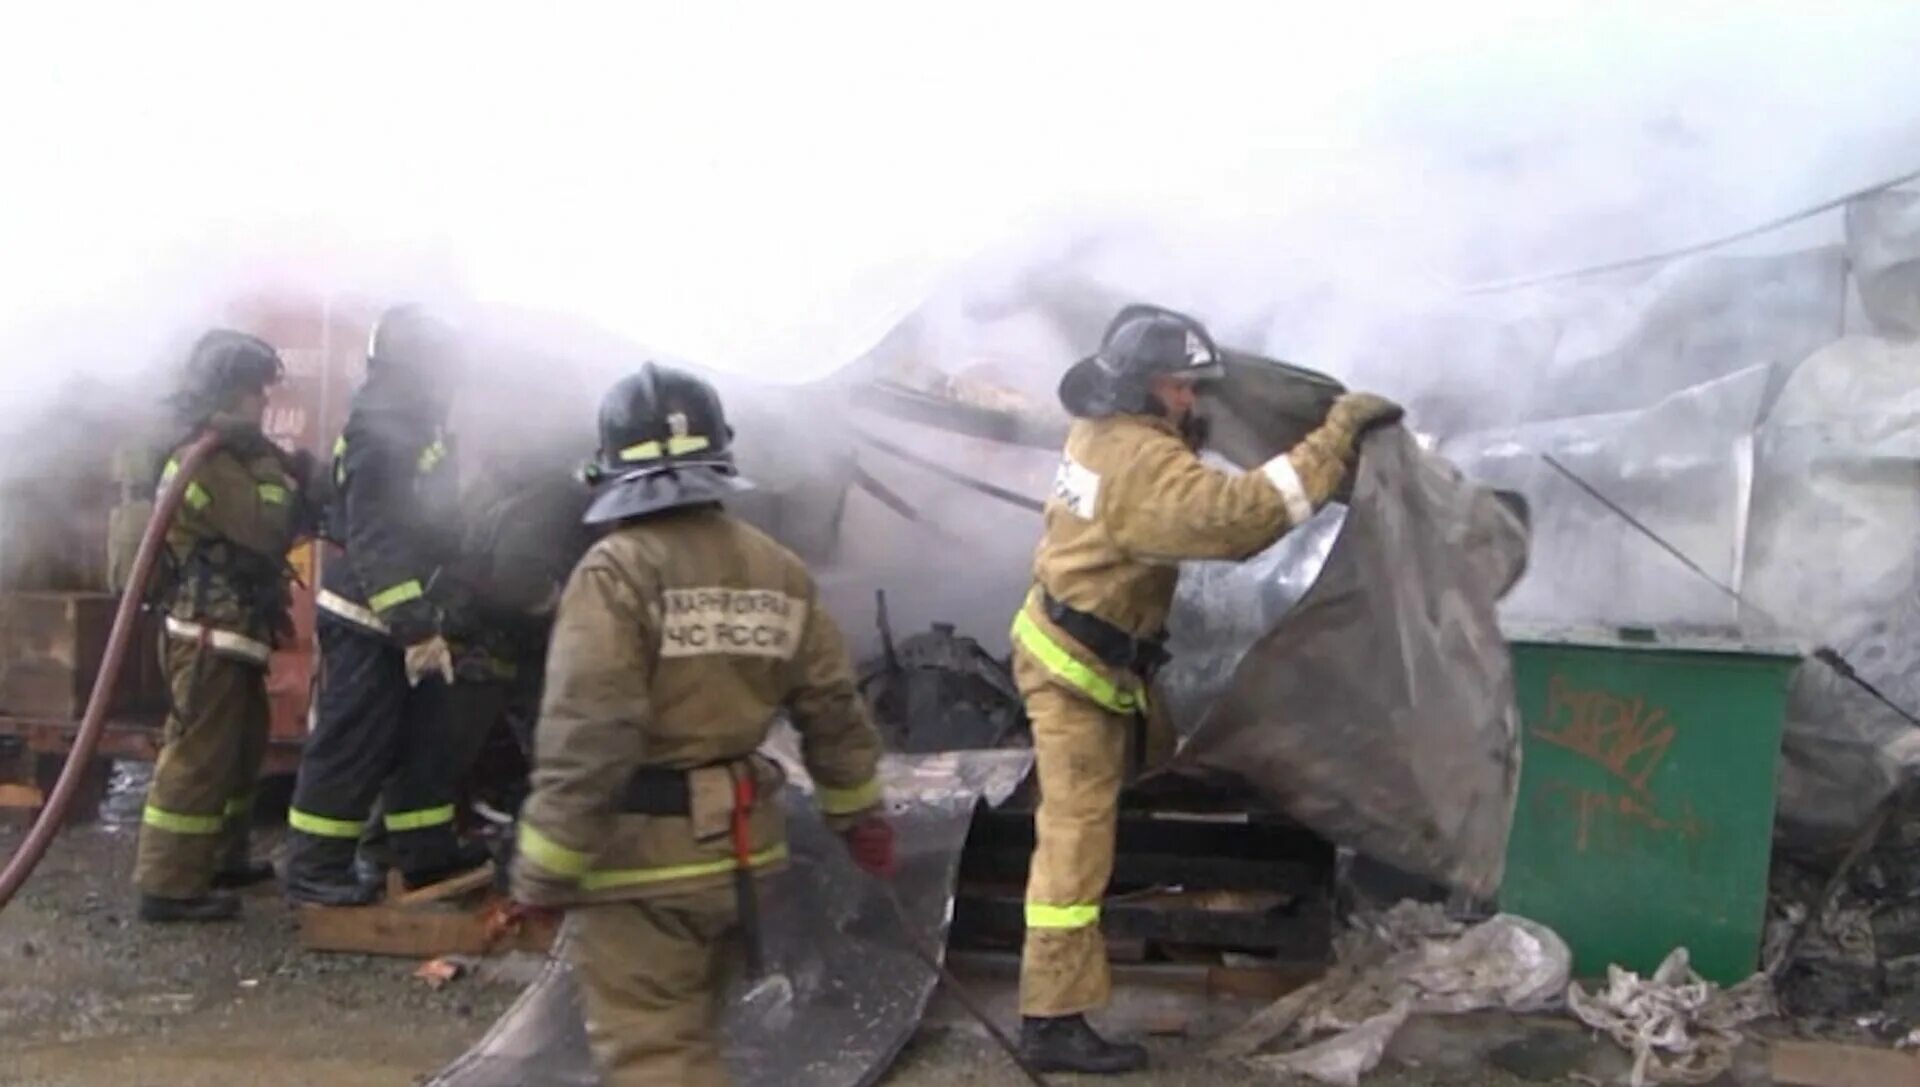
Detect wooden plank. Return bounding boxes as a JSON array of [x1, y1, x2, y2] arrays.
[[391, 864, 496, 907], [299, 902, 556, 958], [0, 783, 44, 808], [1771, 1040, 1920, 1087]]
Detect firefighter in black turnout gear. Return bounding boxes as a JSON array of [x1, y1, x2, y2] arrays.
[[134, 330, 319, 922], [284, 305, 486, 904]]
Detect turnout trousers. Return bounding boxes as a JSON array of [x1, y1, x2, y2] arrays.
[[133, 633, 269, 898], [569, 885, 742, 1087], [1014, 649, 1174, 1017], [285, 615, 459, 877]]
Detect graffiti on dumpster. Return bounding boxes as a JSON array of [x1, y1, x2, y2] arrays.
[[1529, 673, 1707, 855], [1534, 778, 1705, 855], [1533, 674, 1674, 792]]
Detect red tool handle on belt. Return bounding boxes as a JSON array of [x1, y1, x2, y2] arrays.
[[729, 768, 756, 863]]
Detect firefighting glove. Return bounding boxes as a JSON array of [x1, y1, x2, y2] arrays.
[[1328, 391, 1404, 440], [404, 634, 456, 686], [842, 813, 897, 878]]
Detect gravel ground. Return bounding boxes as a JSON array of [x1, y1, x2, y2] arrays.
[[0, 822, 519, 1087], [0, 821, 1680, 1086]]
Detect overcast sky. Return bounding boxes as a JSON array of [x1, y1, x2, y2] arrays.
[[3, 2, 1918, 394]]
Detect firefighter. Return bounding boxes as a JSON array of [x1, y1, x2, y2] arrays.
[[511, 363, 892, 1087], [283, 304, 487, 904], [350, 457, 593, 886], [134, 329, 318, 923], [1011, 304, 1403, 1072]]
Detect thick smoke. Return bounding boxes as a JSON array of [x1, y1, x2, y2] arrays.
[[4, 5, 1920, 646]]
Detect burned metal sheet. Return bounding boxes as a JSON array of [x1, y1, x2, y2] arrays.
[[427, 748, 1031, 1087], [1170, 428, 1527, 899]]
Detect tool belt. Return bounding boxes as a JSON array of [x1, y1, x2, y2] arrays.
[[1041, 592, 1171, 678], [620, 758, 766, 818], [620, 766, 694, 815]]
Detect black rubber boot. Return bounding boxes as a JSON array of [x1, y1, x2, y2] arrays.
[[138, 892, 241, 923], [351, 848, 388, 891], [212, 859, 276, 890], [1019, 1014, 1148, 1075], [213, 830, 275, 889], [283, 833, 380, 906]]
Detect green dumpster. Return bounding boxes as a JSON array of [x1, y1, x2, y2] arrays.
[[1500, 629, 1799, 985]]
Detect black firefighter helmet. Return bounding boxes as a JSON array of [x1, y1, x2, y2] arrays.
[[172, 328, 284, 422], [580, 362, 754, 525], [367, 304, 465, 378], [1058, 303, 1227, 419]]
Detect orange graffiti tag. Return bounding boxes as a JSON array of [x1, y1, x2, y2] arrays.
[[1533, 674, 1675, 794], [1535, 778, 1706, 854]]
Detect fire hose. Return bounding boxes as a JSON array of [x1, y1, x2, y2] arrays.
[[0, 428, 222, 913]]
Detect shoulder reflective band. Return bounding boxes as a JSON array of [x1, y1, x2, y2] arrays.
[[257, 482, 289, 506], [418, 438, 448, 473], [163, 616, 272, 666], [581, 844, 788, 893], [619, 435, 712, 462], [1026, 902, 1101, 930], [817, 776, 882, 816], [143, 804, 225, 835], [517, 822, 592, 878], [384, 804, 455, 832], [333, 435, 347, 487], [1010, 610, 1141, 715], [368, 580, 424, 613], [288, 808, 364, 839], [162, 457, 212, 510]]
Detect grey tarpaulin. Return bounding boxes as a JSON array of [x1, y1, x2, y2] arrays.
[[1169, 427, 1529, 898], [1746, 335, 1920, 855], [1846, 189, 1920, 339], [426, 747, 1032, 1087]]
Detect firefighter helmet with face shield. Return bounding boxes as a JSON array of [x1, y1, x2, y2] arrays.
[[1057, 304, 1227, 419], [174, 329, 284, 422], [580, 362, 754, 525]]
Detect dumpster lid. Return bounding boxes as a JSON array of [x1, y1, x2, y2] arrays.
[[1502, 623, 1802, 660]]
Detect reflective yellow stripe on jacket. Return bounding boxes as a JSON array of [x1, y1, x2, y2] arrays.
[[160, 458, 212, 511], [369, 580, 424, 613], [515, 822, 789, 893], [1010, 605, 1143, 715], [817, 775, 882, 816]]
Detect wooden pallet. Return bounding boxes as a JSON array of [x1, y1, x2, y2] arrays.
[[298, 864, 559, 958]]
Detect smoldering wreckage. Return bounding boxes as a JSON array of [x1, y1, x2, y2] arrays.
[[7, 191, 1920, 1087]]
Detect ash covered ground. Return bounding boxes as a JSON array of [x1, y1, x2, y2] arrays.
[[4, 823, 1610, 1086]]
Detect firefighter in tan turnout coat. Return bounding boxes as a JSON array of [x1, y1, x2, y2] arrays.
[[1011, 305, 1403, 1073], [511, 363, 892, 1087]]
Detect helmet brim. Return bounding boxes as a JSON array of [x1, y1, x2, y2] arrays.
[[1057, 353, 1227, 418], [1057, 354, 1110, 418], [581, 464, 756, 525]]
